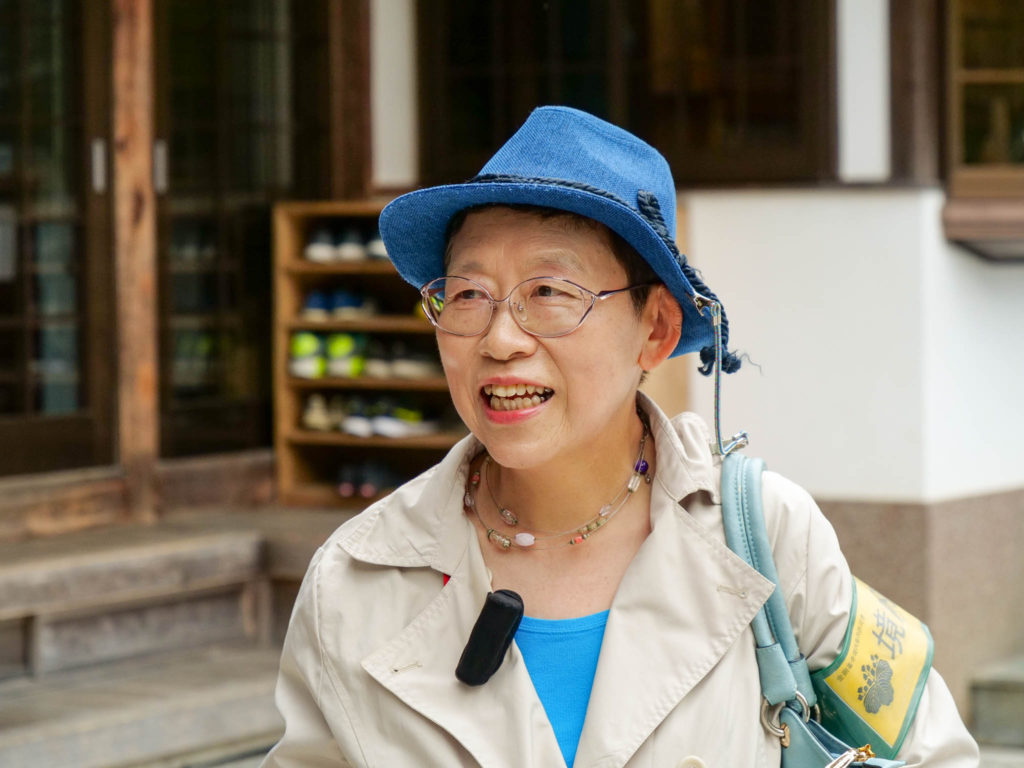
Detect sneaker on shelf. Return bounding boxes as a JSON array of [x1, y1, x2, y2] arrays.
[[372, 399, 441, 439], [304, 226, 336, 263], [340, 396, 374, 438], [363, 338, 393, 379], [289, 332, 326, 379], [301, 393, 333, 431], [391, 341, 444, 380], [358, 460, 402, 498], [326, 332, 366, 378], [336, 463, 359, 499], [327, 394, 347, 430], [331, 288, 378, 318], [301, 290, 331, 321], [335, 227, 367, 262], [366, 228, 388, 260]]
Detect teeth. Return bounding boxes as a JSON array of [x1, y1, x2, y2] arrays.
[[488, 392, 550, 411], [483, 384, 552, 398]]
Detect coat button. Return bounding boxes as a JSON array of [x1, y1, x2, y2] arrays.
[[677, 758, 707, 768]]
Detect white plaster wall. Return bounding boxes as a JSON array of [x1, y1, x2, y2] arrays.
[[685, 189, 1024, 503], [684, 190, 926, 502], [920, 194, 1024, 500], [837, 0, 890, 182], [370, 0, 418, 189]]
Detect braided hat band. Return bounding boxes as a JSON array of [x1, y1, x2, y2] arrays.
[[378, 106, 740, 372]]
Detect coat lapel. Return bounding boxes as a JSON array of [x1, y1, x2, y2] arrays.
[[360, 517, 565, 768], [572, 455, 775, 767]]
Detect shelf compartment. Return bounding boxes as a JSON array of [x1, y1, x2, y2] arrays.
[[286, 429, 466, 450], [282, 482, 381, 509], [286, 261, 397, 276], [286, 316, 433, 334], [287, 376, 449, 391]]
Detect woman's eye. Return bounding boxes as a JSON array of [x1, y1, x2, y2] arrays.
[[449, 288, 486, 303], [532, 282, 572, 299]]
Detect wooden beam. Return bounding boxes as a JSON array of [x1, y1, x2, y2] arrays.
[[112, 0, 159, 521]]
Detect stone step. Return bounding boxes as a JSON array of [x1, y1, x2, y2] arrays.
[[0, 522, 264, 620], [973, 654, 1024, 749], [0, 643, 283, 768], [0, 522, 267, 677], [982, 747, 1024, 768]]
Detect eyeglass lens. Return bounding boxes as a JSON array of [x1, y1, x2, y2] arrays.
[[422, 277, 592, 337]]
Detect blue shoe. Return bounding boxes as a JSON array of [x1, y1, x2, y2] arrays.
[[301, 290, 330, 320], [331, 288, 377, 318]]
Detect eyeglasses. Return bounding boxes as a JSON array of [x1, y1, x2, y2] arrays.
[[420, 276, 652, 338]]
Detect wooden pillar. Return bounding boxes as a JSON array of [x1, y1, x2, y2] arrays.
[[112, 0, 159, 521], [327, 0, 372, 198]]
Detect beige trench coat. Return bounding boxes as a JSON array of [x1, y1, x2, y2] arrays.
[[263, 396, 978, 768]]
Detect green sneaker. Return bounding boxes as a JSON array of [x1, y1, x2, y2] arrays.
[[289, 332, 326, 379], [326, 332, 366, 378]]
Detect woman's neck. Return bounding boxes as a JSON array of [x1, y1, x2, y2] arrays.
[[483, 407, 651, 534]]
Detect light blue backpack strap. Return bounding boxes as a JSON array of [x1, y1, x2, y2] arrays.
[[721, 452, 795, 706], [721, 453, 816, 710]]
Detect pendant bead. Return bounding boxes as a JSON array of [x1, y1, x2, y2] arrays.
[[487, 529, 512, 549], [499, 507, 519, 526], [514, 532, 536, 547]]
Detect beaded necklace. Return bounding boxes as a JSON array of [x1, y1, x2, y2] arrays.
[[464, 422, 651, 551]]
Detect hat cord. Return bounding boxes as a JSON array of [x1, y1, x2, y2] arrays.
[[695, 297, 749, 457]]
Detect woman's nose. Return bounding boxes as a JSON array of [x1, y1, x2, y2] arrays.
[[479, 298, 536, 359]]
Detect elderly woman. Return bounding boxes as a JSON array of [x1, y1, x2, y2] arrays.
[[263, 107, 977, 767]]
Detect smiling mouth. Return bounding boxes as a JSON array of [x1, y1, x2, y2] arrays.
[[482, 383, 554, 411]]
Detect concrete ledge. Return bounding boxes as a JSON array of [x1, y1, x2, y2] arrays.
[[973, 656, 1024, 748], [0, 644, 283, 768], [0, 525, 264, 621]]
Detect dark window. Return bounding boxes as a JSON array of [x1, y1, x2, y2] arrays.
[[155, 0, 335, 457], [0, 0, 116, 476], [418, 0, 834, 186]]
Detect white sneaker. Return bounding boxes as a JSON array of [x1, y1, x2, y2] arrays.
[[304, 227, 336, 263], [335, 228, 367, 261]]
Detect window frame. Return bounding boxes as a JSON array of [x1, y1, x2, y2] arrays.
[[416, 0, 837, 188]]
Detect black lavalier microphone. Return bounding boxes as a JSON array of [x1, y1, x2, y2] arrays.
[[455, 589, 525, 686]]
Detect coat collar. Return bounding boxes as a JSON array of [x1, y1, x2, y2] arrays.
[[346, 395, 771, 767], [336, 393, 721, 575]]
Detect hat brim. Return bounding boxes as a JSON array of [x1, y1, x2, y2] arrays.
[[379, 180, 713, 358]]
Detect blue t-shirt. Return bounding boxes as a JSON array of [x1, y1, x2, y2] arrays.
[[515, 610, 610, 767]]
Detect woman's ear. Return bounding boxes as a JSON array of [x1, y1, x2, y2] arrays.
[[638, 286, 683, 372]]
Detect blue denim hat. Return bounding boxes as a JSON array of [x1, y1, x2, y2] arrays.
[[379, 106, 736, 369]]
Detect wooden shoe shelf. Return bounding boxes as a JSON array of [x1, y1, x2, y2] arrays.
[[273, 200, 465, 508]]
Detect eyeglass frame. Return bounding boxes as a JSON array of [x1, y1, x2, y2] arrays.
[[419, 275, 657, 338]]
